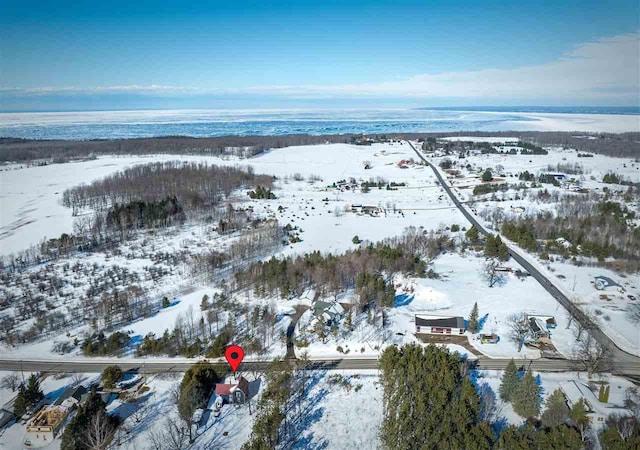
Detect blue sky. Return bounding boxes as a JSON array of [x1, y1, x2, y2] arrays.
[[1, 0, 638, 111]]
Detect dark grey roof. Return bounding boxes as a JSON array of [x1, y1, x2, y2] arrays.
[[415, 315, 464, 329], [529, 318, 541, 333], [70, 386, 87, 401]]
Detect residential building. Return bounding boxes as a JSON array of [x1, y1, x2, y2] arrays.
[[415, 315, 465, 335]]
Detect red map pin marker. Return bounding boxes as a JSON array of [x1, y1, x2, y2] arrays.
[[225, 345, 244, 373]]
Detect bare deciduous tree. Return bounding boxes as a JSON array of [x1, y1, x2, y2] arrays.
[[483, 259, 505, 288], [0, 372, 20, 391], [81, 409, 117, 450], [71, 372, 84, 387], [573, 332, 612, 378], [624, 387, 640, 419], [606, 414, 638, 441], [148, 416, 189, 450], [506, 312, 530, 352]]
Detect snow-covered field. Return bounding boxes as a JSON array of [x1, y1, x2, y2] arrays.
[[0, 155, 239, 256], [291, 370, 382, 449]]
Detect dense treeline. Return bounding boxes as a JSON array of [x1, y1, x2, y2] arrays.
[[234, 228, 450, 309], [0, 134, 356, 163], [106, 196, 185, 231], [379, 344, 494, 449], [380, 345, 603, 450], [3, 132, 638, 164], [408, 131, 640, 158], [62, 161, 272, 214], [82, 331, 130, 356], [500, 207, 640, 265]]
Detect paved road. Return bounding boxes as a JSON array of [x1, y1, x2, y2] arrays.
[[1, 355, 639, 375], [405, 140, 640, 368]]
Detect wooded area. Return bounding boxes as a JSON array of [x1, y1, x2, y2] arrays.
[[2, 131, 638, 164]]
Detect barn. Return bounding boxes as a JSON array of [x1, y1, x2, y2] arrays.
[[415, 315, 465, 335]]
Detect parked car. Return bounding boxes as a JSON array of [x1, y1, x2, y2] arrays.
[[192, 408, 204, 424]]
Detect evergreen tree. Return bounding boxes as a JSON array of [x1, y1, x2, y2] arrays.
[[541, 388, 570, 428], [61, 390, 119, 450], [314, 320, 327, 344], [13, 384, 27, 416], [24, 374, 43, 407], [599, 384, 606, 402], [468, 302, 479, 333], [496, 235, 509, 261], [484, 234, 498, 258], [496, 424, 537, 449], [482, 169, 493, 182], [499, 359, 519, 401], [538, 425, 582, 450], [200, 294, 209, 310], [569, 399, 590, 441], [512, 369, 541, 418], [466, 225, 480, 244], [102, 365, 123, 389]]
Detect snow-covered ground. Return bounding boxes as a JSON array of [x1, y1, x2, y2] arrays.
[[390, 252, 577, 358], [291, 370, 382, 449], [426, 142, 640, 355], [542, 261, 640, 353]]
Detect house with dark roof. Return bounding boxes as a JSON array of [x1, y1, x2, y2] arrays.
[[53, 385, 87, 410], [415, 315, 465, 335], [215, 376, 249, 405], [313, 300, 344, 326], [528, 317, 550, 340]]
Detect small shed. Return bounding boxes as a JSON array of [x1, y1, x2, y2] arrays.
[[480, 334, 499, 344]]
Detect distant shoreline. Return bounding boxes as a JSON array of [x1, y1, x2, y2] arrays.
[[416, 106, 640, 115], [1, 106, 638, 115]]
